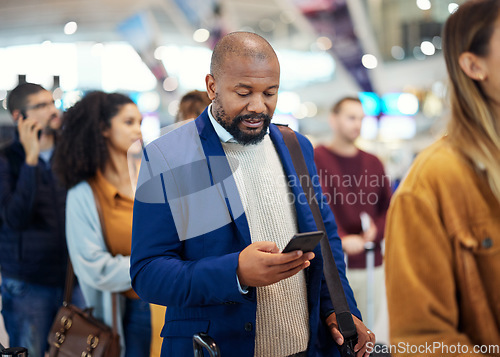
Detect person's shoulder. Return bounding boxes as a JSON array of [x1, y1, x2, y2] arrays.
[[0, 138, 20, 158], [357, 149, 385, 170], [67, 180, 93, 201], [66, 181, 99, 219], [397, 138, 471, 194], [358, 149, 380, 162], [414, 138, 467, 173], [292, 129, 313, 151], [313, 144, 328, 155], [147, 119, 199, 152], [271, 124, 314, 154]]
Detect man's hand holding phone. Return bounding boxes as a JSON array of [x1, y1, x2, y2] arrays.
[[17, 111, 42, 166], [237, 232, 324, 287], [237, 241, 315, 288]]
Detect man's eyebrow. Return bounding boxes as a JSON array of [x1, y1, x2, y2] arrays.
[[234, 83, 279, 90]]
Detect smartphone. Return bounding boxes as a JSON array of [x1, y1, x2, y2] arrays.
[[20, 110, 42, 139], [282, 231, 325, 254]]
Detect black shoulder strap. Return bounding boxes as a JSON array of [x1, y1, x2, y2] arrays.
[[277, 125, 358, 344]]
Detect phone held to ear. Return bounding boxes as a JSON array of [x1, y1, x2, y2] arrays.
[[20, 110, 42, 140], [282, 231, 325, 254]]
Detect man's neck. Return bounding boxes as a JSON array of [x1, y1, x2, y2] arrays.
[[328, 138, 358, 157]]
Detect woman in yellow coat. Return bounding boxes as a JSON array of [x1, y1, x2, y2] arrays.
[[385, 0, 500, 356]]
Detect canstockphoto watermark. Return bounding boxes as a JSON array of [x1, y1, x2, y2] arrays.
[[367, 342, 500, 355]]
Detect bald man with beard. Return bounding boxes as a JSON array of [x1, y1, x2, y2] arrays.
[[131, 32, 373, 357]]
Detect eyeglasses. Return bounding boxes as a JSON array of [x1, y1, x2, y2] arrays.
[[24, 100, 56, 112]]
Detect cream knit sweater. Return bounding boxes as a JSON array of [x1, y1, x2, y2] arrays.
[[222, 135, 310, 357]]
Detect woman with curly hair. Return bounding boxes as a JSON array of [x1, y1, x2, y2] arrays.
[[385, 0, 500, 355], [53, 91, 150, 357]]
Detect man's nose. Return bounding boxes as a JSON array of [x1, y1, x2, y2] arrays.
[[49, 102, 58, 114], [247, 95, 266, 114]]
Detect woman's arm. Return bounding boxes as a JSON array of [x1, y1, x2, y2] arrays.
[[66, 182, 132, 293]]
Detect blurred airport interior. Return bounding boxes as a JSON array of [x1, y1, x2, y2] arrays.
[[0, 0, 465, 186], [0, 0, 467, 348]]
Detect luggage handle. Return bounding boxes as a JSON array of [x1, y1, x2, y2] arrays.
[[193, 333, 220, 357], [0, 343, 28, 357]]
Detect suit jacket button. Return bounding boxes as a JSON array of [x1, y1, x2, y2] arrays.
[[244, 322, 253, 332]]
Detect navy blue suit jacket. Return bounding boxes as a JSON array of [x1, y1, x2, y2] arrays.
[[131, 109, 360, 356]]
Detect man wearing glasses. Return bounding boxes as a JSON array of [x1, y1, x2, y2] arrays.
[[0, 83, 70, 356]]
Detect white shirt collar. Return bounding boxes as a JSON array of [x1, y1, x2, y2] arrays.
[[207, 104, 237, 143]]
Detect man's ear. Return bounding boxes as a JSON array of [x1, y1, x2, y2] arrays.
[[459, 52, 486, 81], [205, 74, 216, 101], [11, 109, 23, 123]]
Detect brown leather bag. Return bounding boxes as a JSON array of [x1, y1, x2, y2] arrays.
[[48, 186, 121, 357], [47, 262, 120, 357]]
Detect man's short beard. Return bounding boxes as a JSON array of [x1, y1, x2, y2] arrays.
[[43, 126, 58, 136], [213, 104, 272, 146], [43, 115, 60, 136]]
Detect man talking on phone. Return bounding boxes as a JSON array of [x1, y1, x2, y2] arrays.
[[131, 32, 374, 357], [0, 83, 70, 356]]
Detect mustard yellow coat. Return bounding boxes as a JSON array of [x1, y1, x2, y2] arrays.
[[385, 138, 500, 357], [150, 304, 166, 357]]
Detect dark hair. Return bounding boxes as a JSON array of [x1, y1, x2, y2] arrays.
[[53, 91, 134, 188], [7, 83, 46, 114], [175, 90, 211, 122], [331, 96, 361, 114]]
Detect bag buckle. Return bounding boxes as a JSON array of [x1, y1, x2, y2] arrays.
[[61, 315, 73, 330]]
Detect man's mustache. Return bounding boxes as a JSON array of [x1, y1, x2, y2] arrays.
[[235, 114, 271, 122]]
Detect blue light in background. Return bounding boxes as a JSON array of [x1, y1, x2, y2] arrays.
[[381, 93, 402, 116], [359, 92, 419, 116], [359, 92, 382, 116]]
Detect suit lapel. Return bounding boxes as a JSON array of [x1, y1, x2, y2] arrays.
[[195, 109, 252, 247]]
